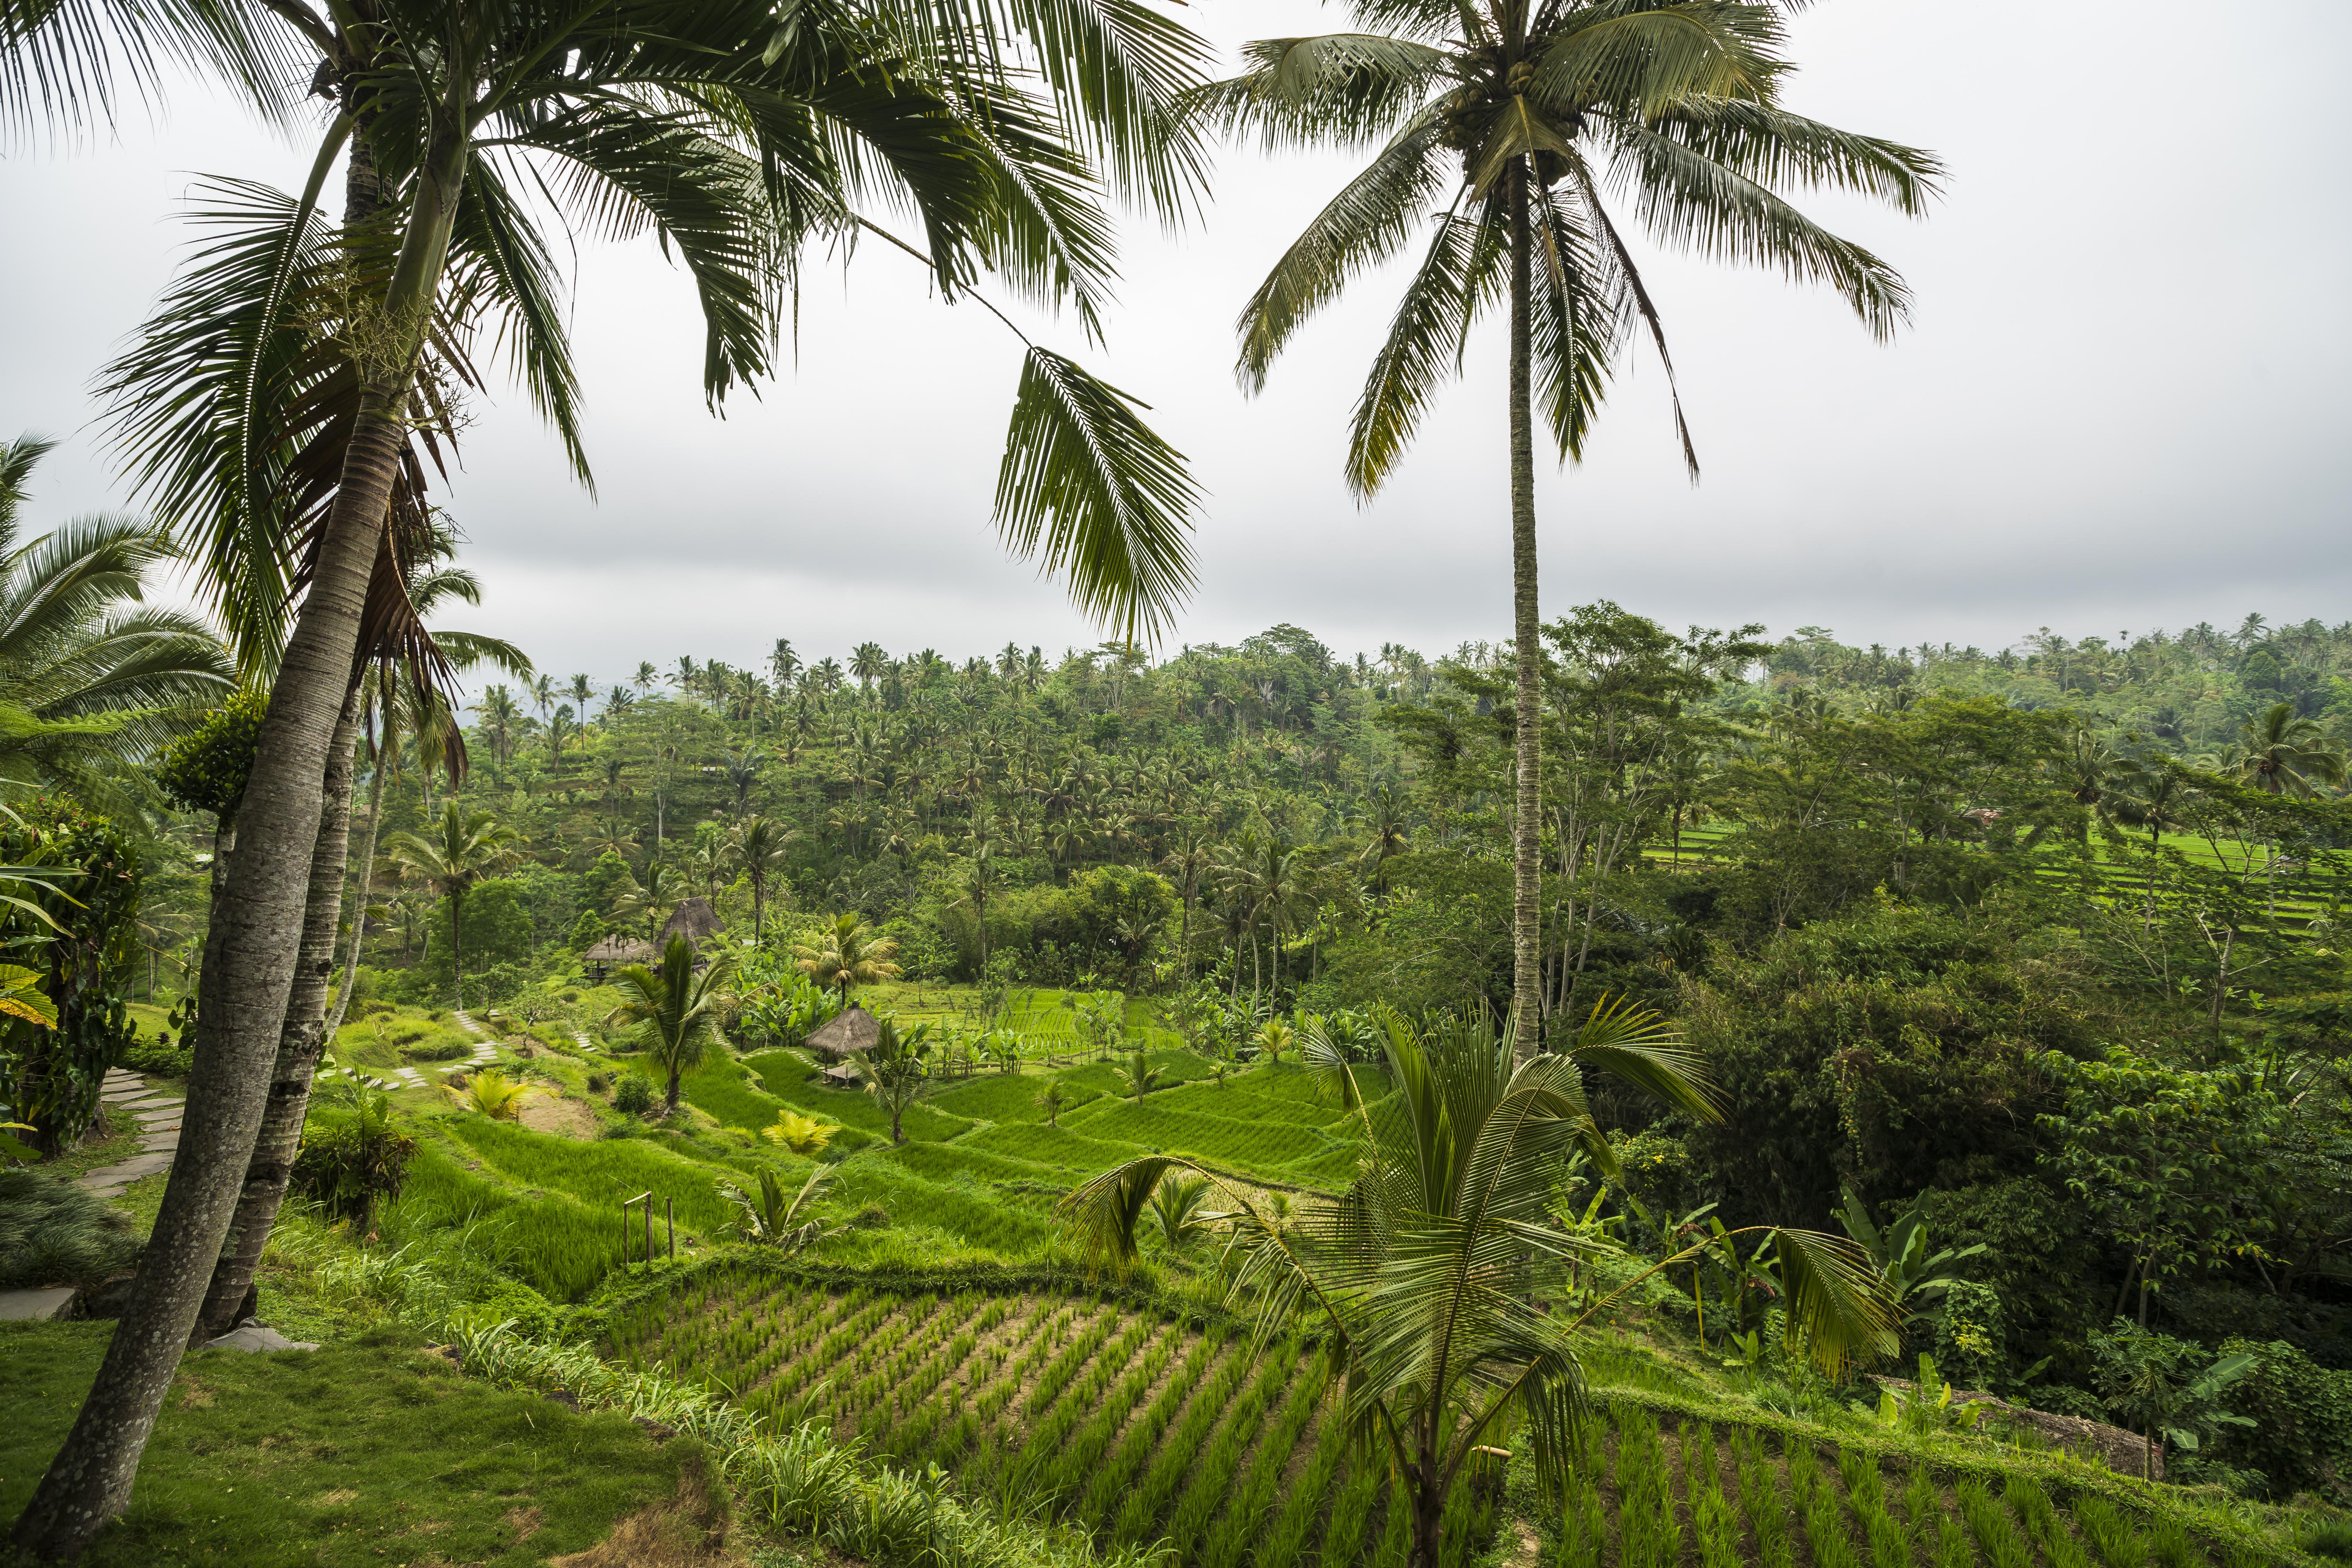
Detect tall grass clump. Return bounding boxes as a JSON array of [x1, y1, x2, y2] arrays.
[[1958, 1477, 2035, 1568], [2003, 1475, 2091, 1568], [1839, 1447, 1911, 1568], [1613, 1404, 1682, 1568], [1793, 1445, 1860, 1568], [1687, 1423, 1745, 1568], [0, 1169, 143, 1287], [2073, 1497, 2150, 1568], [1731, 1427, 1794, 1568]]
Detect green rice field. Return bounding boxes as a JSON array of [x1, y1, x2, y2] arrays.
[[604, 1269, 2248, 1568]]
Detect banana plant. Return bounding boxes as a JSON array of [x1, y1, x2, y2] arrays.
[[1835, 1185, 1987, 1337]]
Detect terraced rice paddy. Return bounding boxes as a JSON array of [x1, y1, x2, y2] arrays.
[[606, 1271, 2236, 1568]]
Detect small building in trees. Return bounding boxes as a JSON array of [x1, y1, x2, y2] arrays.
[[660, 897, 727, 952], [581, 934, 655, 983], [804, 1004, 880, 1061]]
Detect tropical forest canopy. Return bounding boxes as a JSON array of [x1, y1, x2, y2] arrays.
[[271, 602, 2352, 1397]]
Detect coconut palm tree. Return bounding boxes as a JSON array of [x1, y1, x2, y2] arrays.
[[606, 933, 737, 1114], [955, 846, 999, 968], [2235, 702, 2346, 799], [722, 748, 763, 815], [1158, 826, 1214, 980], [16, 0, 1217, 1537], [731, 815, 796, 949], [381, 802, 519, 1009], [611, 862, 679, 941], [1208, 5, 1936, 1034], [0, 434, 234, 808], [794, 911, 902, 1002], [1357, 782, 1412, 890], [470, 683, 521, 768], [1065, 1004, 1893, 1568], [856, 1016, 932, 1145], [1144, 1172, 1210, 1252], [567, 673, 595, 719]]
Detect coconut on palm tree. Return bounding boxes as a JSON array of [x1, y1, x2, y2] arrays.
[[1207, 4, 1937, 1033], [381, 803, 520, 1009], [606, 934, 738, 1114]]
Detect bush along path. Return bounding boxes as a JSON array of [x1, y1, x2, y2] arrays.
[[76, 1068, 187, 1201]]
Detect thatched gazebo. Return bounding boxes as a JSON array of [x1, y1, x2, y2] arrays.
[[804, 1004, 880, 1059], [581, 934, 655, 983], [661, 897, 726, 949]]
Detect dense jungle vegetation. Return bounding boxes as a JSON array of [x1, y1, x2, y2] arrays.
[[126, 608, 2352, 1433]]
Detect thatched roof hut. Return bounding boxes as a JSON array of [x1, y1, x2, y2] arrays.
[[581, 934, 655, 982], [661, 897, 726, 948], [804, 1004, 880, 1058]]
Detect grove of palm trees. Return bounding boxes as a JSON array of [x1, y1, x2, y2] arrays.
[[2, 1, 2349, 1566]]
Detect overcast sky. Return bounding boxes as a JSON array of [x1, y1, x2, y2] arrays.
[[4, 0, 2347, 692]]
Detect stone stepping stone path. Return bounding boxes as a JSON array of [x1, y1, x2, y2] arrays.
[[450, 1011, 501, 1066], [76, 1071, 188, 1198], [0, 1286, 79, 1322]]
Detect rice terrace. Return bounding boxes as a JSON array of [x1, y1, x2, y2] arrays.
[[1, 0, 2348, 1566]]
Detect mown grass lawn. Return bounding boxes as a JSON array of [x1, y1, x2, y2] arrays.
[[0, 1321, 708, 1568]]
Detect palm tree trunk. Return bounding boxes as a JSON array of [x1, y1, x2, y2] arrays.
[[1408, 1462, 1444, 1568], [449, 887, 467, 1012], [1507, 165, 1542, 1058], [9, 124, 471, 1554], [1177, 890, 1191, 981], [195, 684, 361, 1340], [323, 740, 386, 1043]]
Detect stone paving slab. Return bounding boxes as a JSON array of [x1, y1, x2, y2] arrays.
[[109, 1096, 175, 1114], [204, 1323, 318, 1353], [77, 1151, 173, 1192], [0, 1287, 78, 1322]]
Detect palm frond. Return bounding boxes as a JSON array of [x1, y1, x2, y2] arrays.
[[1062, 1152, 1186, 1267], [0, 433, 58, 539], [853, 0, 1210, 219], [448, 152, 592, 482], [1612, 121, 1915, 340], [1345, 210, 1495, 498], [1191, 33, 1449, 150], [1557, 993, 1723, 1123], [496, 100, 777, 408], [1526, 186, 1622, 462], [1235, 111, 1449, 394], [1647, 97, 1943, 214], [1569, 159, 1699, 476], [1772, 1225, 1900, 1375], [0, 0, 306, 145], [1532, 5, 1783, 120], [994, 345, 1197, 642]]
